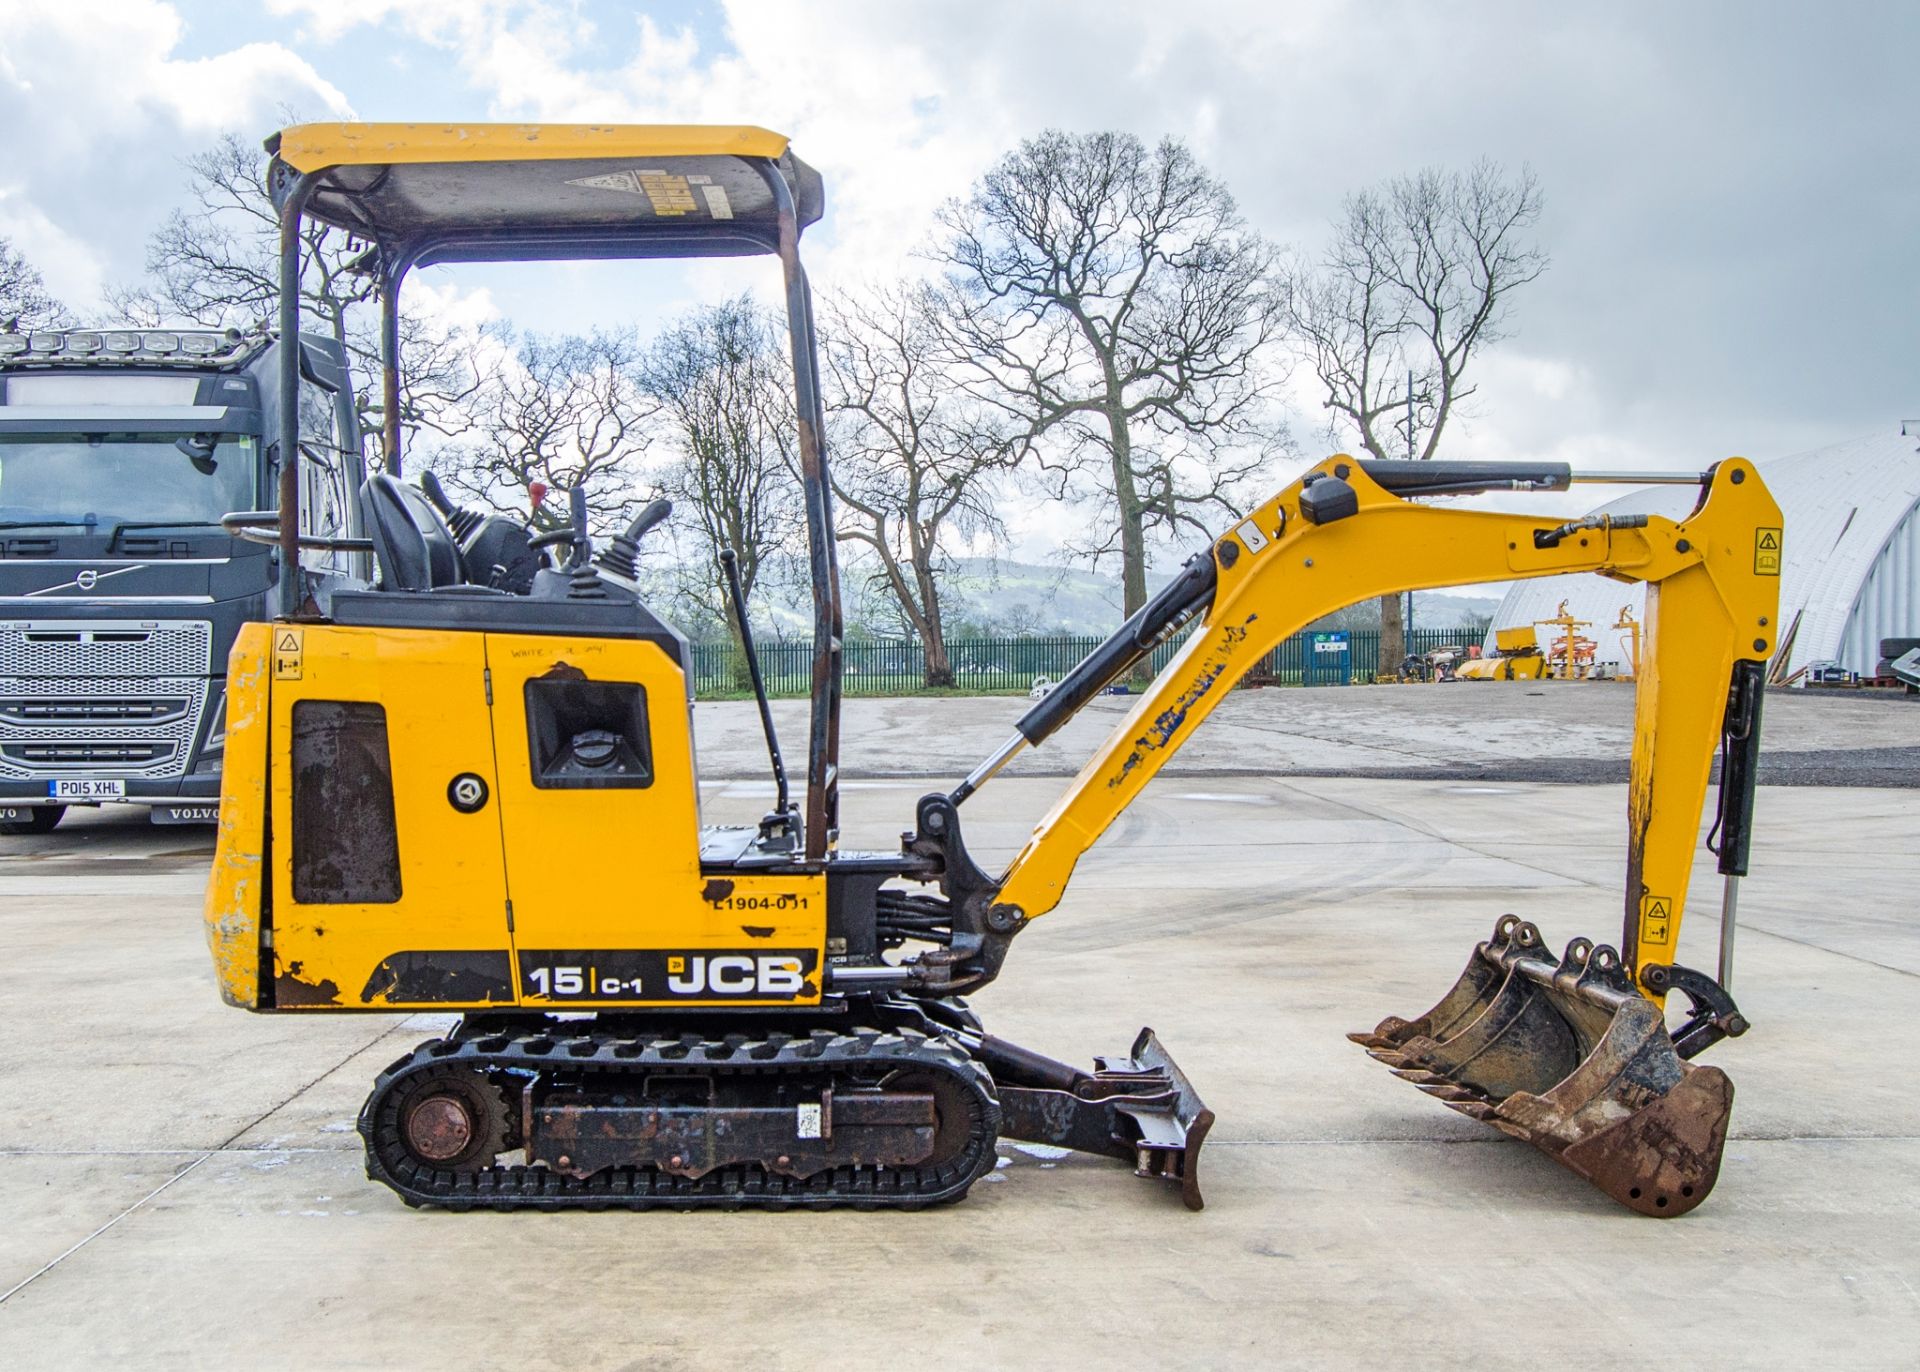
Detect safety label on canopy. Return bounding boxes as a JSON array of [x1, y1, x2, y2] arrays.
[[273, 628, 303, 681], [1754, 528, 1782, 576], [565, 169, 697, 216], [1640, 895, 1672, 946]]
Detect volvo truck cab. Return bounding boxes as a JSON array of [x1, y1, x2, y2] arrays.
[[0, 326, 366, 833]]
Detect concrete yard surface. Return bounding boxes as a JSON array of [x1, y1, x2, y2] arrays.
[[696, 679, 1920, 787], [1, 687, 1917, 1369]]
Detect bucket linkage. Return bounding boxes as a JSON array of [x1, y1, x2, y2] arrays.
[[1350, 915, 1746, 1217]]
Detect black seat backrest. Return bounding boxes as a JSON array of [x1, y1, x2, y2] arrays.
[[361, 474, 464, 591]]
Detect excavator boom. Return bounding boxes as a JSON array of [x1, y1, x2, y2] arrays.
[[993, 454, 1781, 980], [947, 454, 1780, 1215]]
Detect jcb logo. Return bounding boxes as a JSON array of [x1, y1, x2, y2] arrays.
[[667, 954, 806, 996]]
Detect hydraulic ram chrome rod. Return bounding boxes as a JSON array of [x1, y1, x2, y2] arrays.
[[1568, 470, 1712, 483]]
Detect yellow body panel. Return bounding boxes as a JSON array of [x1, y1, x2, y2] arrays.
[[996, 457, 1781, 998], [484, 633, 825, 1008], [1493, 625, 1540, 653], [274, 123, 790, 173], [269, 626, 513, 1009], [204, 623, 272, 1007], [204, 624, 824, 1012]]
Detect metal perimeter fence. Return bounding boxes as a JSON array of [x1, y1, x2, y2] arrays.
[[690, 627, 1474, 697]]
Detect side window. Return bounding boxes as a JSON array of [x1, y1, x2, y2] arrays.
[[296, 381, 350, 552], [524, 678, 652, 789], [298, 377, 339, 450], [291, 700, 402, 904]]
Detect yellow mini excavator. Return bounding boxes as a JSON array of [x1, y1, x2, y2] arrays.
[[206, 123, 1782, 1217]]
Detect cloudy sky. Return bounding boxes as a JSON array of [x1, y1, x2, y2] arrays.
[[3, 0, 1914, 543]]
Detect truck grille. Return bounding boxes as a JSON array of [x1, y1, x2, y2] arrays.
[[9, 742, 174, 765], [0, 620, 212, 677], [0, 675, 211, 780], [0, 696, 193, 724]]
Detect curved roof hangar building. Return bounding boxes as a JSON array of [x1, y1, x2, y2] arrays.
[[1486, 429, 1920, 679]]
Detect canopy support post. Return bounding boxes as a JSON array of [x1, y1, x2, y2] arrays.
[[276, 172, 319, 620]]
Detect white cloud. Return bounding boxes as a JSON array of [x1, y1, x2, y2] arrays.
[[1, 0, 351, 307], [21, 0, 1897, 551]]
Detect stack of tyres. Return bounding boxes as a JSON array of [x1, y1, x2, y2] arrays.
[[1351, 916, 1733, 1216]]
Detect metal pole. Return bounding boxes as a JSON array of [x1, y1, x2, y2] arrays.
[[381, 262, 403, 477], [949, 732, 1027, 807], [757, 160, 840, 862], [275, 173, 318, 620], [1718, 873, 1739, 988]]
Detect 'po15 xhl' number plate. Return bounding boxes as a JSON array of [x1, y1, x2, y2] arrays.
[[48, 779, 124, 800]]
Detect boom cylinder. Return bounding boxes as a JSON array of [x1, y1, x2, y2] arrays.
[[1014, 551, 1219, 748]]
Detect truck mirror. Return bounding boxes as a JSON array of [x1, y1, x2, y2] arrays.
[[175, 433, 218, 473]]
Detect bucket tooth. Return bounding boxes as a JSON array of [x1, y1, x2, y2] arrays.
[[1361, 920, 1740, 1217], [1352, 1014, 1423, 1047]]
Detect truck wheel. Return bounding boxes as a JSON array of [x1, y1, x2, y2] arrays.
[[0, 805, 66, 835]]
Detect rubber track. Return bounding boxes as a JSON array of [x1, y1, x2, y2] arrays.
[[359, 1025, 1001, 1211]]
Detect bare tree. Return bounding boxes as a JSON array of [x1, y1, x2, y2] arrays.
[[111, 134, 368, 353], [1287, 160, 1547, 671], [0, 235, 68, 330], [823, 282, 1027, 686], [109, 132, 490, 468], [638, 296, 802, 664], [935, 130, 1285, 631], [439, 329, 653, 534]]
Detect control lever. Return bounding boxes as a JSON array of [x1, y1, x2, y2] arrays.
[[566, 486, 591, 569], [416, 469, 483, 540], [596, 498, 673, 585], [524, 484, 594, 565], [719, 545, 794, 841]]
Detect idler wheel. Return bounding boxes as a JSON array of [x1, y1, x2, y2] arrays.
[[393, 1064, 509, 1172]]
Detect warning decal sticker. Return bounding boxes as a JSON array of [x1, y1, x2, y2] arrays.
[[565, 169, 698, 216], [1639, 894, 1672, 946], [1754, 527, 1782, 576], [273, 628, 303, 681]]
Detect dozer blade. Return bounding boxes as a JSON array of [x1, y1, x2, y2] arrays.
[[1354, 915, 1734, 1217], [976, 1028, 1215, 1210]]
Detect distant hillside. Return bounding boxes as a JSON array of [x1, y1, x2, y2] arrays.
[[855, 556, 1500, 636]]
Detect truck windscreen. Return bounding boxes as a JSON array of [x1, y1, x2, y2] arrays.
[[0, 433, 256, 530]]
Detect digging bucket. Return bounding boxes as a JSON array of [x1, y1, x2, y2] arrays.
[[1350, 915, 1732, 1217]]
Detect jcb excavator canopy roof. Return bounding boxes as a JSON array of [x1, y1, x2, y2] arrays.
[[267, 123, 824, 267]]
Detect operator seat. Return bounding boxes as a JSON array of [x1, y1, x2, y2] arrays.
[[361, 474, 466, 591]]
